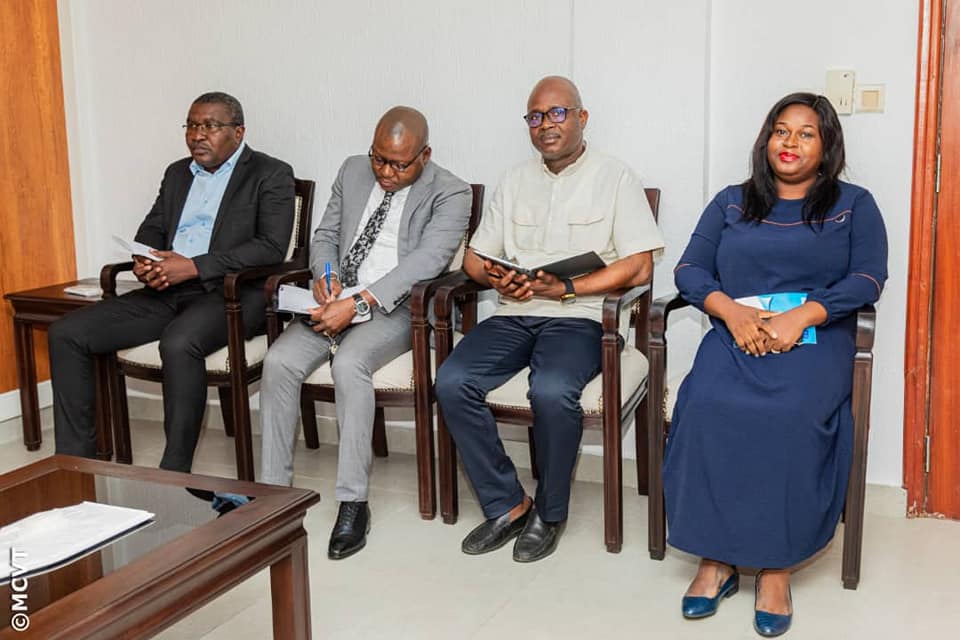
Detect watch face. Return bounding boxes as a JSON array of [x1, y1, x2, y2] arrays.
[[353, 294, 370, 315]]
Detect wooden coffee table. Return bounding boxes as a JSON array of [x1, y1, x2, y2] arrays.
[[0, 456, 320, 639]]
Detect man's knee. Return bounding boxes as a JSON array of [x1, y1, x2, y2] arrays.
[[435, 355, 474, 405], [158, 326, 204, 362], [528, 374, 582, 417], [329, 350, 371, 386]]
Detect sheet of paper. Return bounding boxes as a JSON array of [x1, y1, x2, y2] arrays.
[[0, 501, 155, 584], [112, 235, 164, 261], [277, 284, 370, 324]]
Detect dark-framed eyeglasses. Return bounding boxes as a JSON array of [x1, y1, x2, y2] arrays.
[[182, 121, 241, 134], [368, 144, 429, 173], [522, 106, 581, 128]]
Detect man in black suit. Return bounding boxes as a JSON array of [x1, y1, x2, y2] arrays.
[[50, 91, 295, 473]]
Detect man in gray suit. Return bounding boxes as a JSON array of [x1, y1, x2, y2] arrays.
[[260, 106, 472, 559]]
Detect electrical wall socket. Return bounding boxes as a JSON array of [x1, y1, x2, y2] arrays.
[[856, 84, 885, 113], [825, 69, 855, 115]]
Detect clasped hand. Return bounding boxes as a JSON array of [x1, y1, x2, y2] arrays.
[[133, 251, 198, 290], [483, 260, 564, 300], [724, 304, 808, 356], [306, 276, 353, 336]]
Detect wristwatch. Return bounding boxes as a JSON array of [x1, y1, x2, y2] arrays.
[[352, 293, 371, 316], [560, 278, 577, 304]]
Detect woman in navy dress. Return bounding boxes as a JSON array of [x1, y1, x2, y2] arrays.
[[662, 93, 888, 637]]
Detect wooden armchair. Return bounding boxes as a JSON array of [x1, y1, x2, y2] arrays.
[[263, 184, 485, 520], [646, 296, 876, 590], [97, 178, 316, 481], [427, 188, 661, 553]]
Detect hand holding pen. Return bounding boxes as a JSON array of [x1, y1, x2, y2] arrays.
[[313, 261, 342, 306]]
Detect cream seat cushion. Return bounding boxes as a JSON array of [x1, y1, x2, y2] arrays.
[[301, 331, 650, 416], [117, 334, 270, 374], [485, 344, 649, 416]]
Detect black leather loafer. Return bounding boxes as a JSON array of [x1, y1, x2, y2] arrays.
[[513, 509, 565, 563], [462, 506, 530, 555], [328, 501, 371, 560]]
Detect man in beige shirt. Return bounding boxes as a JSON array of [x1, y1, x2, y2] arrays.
[[434, 76, 664, 562]]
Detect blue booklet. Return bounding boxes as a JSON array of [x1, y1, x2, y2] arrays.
[[735, 292, 817, 344]]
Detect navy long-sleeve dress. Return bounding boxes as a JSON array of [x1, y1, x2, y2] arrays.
[[662, 182, 888, 568]]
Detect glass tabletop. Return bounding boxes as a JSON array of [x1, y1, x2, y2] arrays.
[[0, 460, 283, 631]]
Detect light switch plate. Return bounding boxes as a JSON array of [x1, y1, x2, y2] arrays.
[[855, 84, 885, 113], [825, 69, 855, 115]]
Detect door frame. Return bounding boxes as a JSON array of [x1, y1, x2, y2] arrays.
[[904, 0, 945, 514]]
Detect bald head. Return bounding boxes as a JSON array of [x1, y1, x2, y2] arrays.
[[369, 106, 432, 192], [374, 106, 429, 149], [527, 76, 583, 111]]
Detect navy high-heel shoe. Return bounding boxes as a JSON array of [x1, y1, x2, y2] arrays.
[[754, 571, 793, 637], [681, 565, 740, 619]]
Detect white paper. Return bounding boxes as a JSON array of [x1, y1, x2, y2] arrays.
[[277, 284, 371, 324], [113, 235, 164, 261], [0, 501, 155, 584]]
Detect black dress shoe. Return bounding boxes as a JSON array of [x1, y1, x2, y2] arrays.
[[513, 508, 565, 563], [462, 505, 531, 555], [328, 501, 371, 560]]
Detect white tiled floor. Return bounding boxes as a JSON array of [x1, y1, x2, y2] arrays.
[[2, 420, 959, 639]]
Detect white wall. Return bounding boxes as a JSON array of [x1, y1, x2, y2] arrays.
[[53, 0, 916, 486], [708, 0, 918, 486]]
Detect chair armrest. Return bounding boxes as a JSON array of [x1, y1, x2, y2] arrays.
[[601, 284, 651, 335], [855, 304, 876, 354], [410, 271, 470, 324], [433, 271, 489, 320], [262, 268, 313, 344], [649, 293, 692, 342], [99, 261, 135, 297], [224, 261, 307, 302], [263, 268, 314, 305]]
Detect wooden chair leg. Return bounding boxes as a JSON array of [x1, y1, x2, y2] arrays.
[[602, 416, 624, 553], [299, 395, 320, 449], [414, 398, 437, 520], [372, 407, 388, 457], [527, 427, 539, 480], [231, 383, 255, 482], [438, 413, 459, 524], [843, 348, 873, 590], [634, 396, 649, 496], [93, 356, 114, 461], [110, 362, 133, 465], [647, 344, 668, 560], [218, 386, 235, 437]]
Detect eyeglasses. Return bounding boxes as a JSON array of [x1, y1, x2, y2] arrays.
[[368, 144, 428, 173], [523, 106, 581, 128], [182, 121, 241, 134]]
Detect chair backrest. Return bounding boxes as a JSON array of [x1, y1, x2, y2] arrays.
[[644, 187, 660, 223], [284, 178, 316, 267], [449, 183, 485, 271]]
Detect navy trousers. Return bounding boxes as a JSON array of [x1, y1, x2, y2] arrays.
[[435, 315, 602, 522]]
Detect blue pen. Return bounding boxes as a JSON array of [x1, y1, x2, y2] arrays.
[[324, 262, 332, 295]]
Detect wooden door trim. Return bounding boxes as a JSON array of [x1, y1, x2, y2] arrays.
[[904, 0, 944, 514]]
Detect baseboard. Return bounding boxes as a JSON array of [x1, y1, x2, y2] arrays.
[[0, 382, 53, 423]]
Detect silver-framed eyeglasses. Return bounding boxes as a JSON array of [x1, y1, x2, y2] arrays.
[[182, 121, 241, 134], [368, 144, 428, 173], [523, 106, 581, 128]]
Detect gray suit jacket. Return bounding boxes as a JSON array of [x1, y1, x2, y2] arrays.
[[310, 156, 472, 313]]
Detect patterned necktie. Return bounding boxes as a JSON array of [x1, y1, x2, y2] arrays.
[[339, 190, 394, 287]]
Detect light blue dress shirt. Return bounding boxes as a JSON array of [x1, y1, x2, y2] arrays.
[[173, 141, 246, 257]]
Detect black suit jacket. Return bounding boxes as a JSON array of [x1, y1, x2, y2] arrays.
[[135, 145, 296, 291]]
